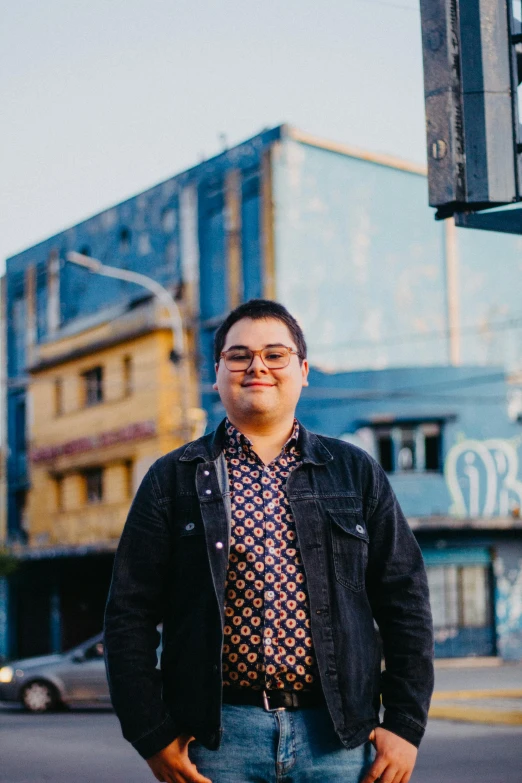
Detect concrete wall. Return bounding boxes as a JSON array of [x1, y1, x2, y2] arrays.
[[272, 136, 448, 371], [272, 135, 522, 376]]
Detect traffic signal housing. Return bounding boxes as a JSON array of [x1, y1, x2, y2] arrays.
[[420, 0, 522, 231]]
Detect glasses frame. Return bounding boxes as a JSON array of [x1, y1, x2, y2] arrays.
[[219, 344, 301, 372]]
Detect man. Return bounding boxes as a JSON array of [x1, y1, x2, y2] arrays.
[[104, 299, 434, 783]]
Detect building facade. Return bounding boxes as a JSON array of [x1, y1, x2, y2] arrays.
[[2, 125, 522, 660]]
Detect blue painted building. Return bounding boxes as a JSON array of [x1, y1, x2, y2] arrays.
[[2, 125, 522, 660], [206, 365, 522, 660]]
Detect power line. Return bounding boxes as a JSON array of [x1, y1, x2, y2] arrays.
[[308, 315, 522, 352]]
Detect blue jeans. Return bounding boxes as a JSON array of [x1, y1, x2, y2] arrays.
[[189, 704, 375, 782]]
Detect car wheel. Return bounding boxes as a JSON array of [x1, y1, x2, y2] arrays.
[[21, 680, 59, 712]]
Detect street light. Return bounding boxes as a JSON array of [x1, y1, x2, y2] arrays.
[[66, 251, 203, 441]]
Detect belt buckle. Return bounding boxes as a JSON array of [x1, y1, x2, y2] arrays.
[[262, 690, 286, 712]]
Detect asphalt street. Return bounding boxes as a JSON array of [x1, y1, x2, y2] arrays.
[[1, 704, 521, 783]]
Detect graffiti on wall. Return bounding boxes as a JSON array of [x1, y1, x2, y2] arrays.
[[445, 437, 522, 518], [494, 555, 522, 661]]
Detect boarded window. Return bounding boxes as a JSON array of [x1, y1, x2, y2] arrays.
[[372, 422, 442, 473], [84, 468, 103, 504], [82, 367, 103, 406], [122, 356, 133, 397], [54, 378, 63, 416], [427, 564, 491, 629]]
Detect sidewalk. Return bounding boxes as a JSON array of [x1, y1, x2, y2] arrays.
[[430, 659, 522, 725]]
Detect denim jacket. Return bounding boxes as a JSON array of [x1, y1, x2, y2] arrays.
[[104, 420, 434, 760]]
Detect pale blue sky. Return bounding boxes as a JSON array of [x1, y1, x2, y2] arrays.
[[1, 0, 424, 271]]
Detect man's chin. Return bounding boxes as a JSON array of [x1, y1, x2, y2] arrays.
[[241, 400, 274, 416]]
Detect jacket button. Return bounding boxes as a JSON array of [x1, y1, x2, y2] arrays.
[[216, 541, 223, 549], [204, 470, 210, 476], [205, 489, 212, 495], [356, 524, 364, 534], [185, 523, 195, 531]]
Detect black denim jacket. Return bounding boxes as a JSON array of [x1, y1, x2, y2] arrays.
[[104, 420, 434, 760]]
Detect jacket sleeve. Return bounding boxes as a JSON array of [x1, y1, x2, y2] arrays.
[[365, 461, 434, 748], [104, 466, 180, 759]]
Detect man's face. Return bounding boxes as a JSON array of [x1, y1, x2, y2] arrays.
[[213, 317, 309, 424]]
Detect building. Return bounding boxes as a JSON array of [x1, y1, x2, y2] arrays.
[[2, 125, 522, 660], [4, 292, 203, 656], [298, 366, 522, 660]]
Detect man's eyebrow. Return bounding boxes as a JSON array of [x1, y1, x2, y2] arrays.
[[224, 343, 289, 350]]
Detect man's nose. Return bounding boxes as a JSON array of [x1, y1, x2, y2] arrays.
[[247, 354, 268, 373]]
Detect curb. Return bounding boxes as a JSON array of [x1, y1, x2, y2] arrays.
[[430, 689, 522, 725], [429, 704, 522, 725], [432, 689, 522, 700], [434, 657, 503, 669]]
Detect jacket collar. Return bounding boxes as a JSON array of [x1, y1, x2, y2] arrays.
[[179, 418, 333, 466]]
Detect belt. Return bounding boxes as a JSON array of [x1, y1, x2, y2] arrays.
[[222, 688, 326, 712]]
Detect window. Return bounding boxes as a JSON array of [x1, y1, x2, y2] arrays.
[[15, 399, 26, 453], [54, 378, 63, 416], [84, 468, 103, 504], [125, 460, 133, 498], [55, 476, 64, 511], [427, 564, 491, 630], [373, 422, 442, 473], [119, 227, 131, 253], [162, 208, 177, 232], [122, 356, 133, 397], [82, 366, 103, 406], [83, 640, 104, 660]]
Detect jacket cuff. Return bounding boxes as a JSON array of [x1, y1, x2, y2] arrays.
[[380, 710, 425, 748], [132, 714, 180, 760]]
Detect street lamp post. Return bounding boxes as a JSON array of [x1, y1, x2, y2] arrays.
[[66, 251, 200, 441]]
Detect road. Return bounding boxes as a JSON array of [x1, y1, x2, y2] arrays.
[[1, 704, 521, 783]]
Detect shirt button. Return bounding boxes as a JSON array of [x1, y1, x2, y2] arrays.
[[269, 548, 275, 555], [204, 470, 210, 476], [216, 541, 224, 549], [266, 591, 274, 600], [205, 489, 212, 495]]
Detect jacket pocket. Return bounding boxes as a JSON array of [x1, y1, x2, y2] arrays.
[[328, 510, 369, 592], [178, 519, 204, 538]]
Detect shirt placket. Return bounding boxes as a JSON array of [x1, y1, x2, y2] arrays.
[[262, 465, 285, 690]]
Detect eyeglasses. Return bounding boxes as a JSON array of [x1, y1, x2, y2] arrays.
[[220, 345, 301, 372]]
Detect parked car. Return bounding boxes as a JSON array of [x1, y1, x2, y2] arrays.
[[0, 633, 111, 712], [0, 631, 163, 713]]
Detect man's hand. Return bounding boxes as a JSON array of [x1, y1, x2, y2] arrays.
[[362, 727, 418, 783], [146, 734, 212, 783]]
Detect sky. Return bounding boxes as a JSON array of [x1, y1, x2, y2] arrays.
[[1, 0, 425, 272]]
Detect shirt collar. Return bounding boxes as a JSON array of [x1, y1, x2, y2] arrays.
[[224, 418, 300, 457]]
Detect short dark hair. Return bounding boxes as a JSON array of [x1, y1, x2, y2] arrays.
[[213, 299, 307, 364]]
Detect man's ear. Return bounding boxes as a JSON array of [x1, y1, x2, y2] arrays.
[[301, 359, 309, 388], [213, 364, 219, 391]]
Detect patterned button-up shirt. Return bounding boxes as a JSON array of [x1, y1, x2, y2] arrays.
[[222, 418, 318, 691]]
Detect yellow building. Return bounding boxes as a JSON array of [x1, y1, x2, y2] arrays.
[[27, 297, 203, 549], [14, 295, 203, 651]]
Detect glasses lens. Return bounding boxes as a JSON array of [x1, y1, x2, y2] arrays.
[[224, 349, 253, 370], [261, 347, 290, 368]]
